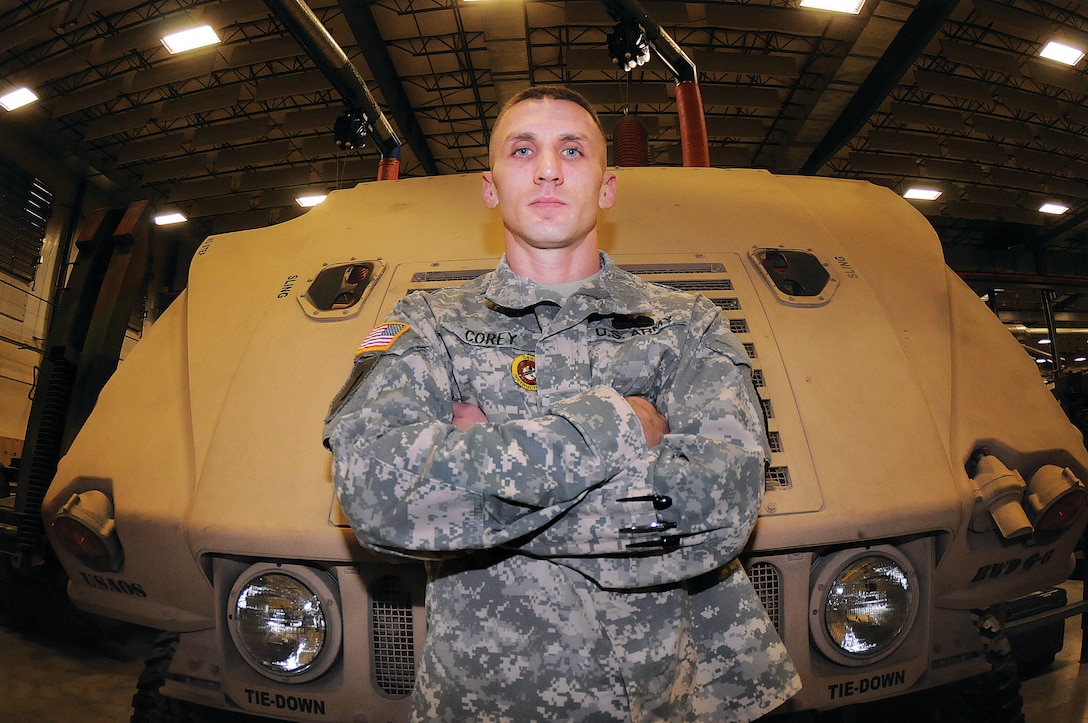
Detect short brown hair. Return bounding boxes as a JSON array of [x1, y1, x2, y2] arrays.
[[494, 85, 602, 132]]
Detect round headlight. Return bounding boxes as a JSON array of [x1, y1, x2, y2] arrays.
[[228, 564, 342, 683], [810, 547, 919, 666]]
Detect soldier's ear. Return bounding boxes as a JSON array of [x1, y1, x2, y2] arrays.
[[482, 172, 499, 209], [598, 171, 617, 210]]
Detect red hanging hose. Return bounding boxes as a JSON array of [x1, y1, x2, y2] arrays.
[[613, 115, 650, 167], [675, 80, 710, 168], [377, 156, 400, 181]]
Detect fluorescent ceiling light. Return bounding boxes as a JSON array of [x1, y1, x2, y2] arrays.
[[1039, 338, 1052, 345], [296, 193, 328, 207], [1039, 40, 1085, 66], [1040, 202, 1069, 215], [1076, 356, 1086, 362], [799, 0, 865, 14], [903, 187, 942, 201], [162, 25, 220, 54], [0, 86, 38, 111], [1011, 326, 1088, 335], [154, 212, 187, 225]]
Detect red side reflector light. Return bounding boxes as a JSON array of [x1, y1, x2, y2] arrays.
[[1025, 465, 1088, 534], [51, 490, 123, 571], [53, 516, 111, 558], [1035, 488, 1087, 532]]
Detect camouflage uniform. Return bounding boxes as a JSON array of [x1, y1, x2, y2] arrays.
[[325, 252, 800, 722]]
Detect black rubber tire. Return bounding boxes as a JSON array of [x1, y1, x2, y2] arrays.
[[764, 611, 1026, 723], [855, 611, 1026, 723], [936, 611, 1026, 723], [130, 633, 188, 723], [130, 633, 266, 723]]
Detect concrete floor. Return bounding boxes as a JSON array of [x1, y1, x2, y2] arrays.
[[1, 569, 1085, 722]]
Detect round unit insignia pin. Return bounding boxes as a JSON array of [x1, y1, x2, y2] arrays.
[[511, 354, 537, 391]]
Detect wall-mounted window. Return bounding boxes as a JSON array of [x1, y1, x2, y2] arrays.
[[0, 155, 53, 284]]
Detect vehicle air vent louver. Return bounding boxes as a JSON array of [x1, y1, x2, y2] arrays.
[[369, 575, 416, 697], [411, 270, 491, 283], [618, 263, 725, 275], [654, 278, 735, 292], [713, 298, 741, 311], [747, 562, 782, 634], [768, 431, 783, 453], [767, 467, 792, 490]]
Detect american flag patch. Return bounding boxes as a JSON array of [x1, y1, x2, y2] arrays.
[[356, 322, 410, 356]]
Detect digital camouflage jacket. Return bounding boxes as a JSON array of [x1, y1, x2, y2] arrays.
[[325, 252, 800, 722]]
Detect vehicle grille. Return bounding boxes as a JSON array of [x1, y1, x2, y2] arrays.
[[747, 562, 782, 634], [370, 575, 416, 697]]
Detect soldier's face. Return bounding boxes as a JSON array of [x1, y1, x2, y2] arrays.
[[482, 98, 616, 254]]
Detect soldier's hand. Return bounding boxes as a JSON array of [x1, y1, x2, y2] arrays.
[[625, 396, 669, 447], [452, 402, 488, 430]]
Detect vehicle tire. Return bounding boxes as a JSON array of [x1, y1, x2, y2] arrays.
[[924, 611, 1026, 723], [130, 633, 266, 723], [130, 633, 187, 723], [766, 611, 1026, 723]]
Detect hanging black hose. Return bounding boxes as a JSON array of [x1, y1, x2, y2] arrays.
[[14, 357, 76, 557]]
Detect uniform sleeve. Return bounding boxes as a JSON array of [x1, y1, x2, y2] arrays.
[[324, 295, 649, 558], [515, 297, 768, 588]]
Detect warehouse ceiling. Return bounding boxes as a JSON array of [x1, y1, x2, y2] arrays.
[[1, 0, 1088, 267]]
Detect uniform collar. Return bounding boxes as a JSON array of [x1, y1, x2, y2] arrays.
[[484, 252, 654, 316]]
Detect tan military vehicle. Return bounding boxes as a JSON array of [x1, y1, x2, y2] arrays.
[[41, 168, 1087, 721]]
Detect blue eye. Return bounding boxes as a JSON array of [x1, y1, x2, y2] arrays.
[[561, 148, 581, 157], [512, 147, 531, 157]]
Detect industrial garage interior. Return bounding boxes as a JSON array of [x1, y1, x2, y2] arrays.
[[2, 0, 1088, 720]]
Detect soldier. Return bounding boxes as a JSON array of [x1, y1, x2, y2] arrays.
[[325, 85, 801, 721]]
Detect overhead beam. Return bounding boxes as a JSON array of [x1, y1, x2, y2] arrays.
[[337, 0, 439, 175], [264, 0, 401, 158], [800, 0, 960, 175], [1034, 206, 1088, 249]]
